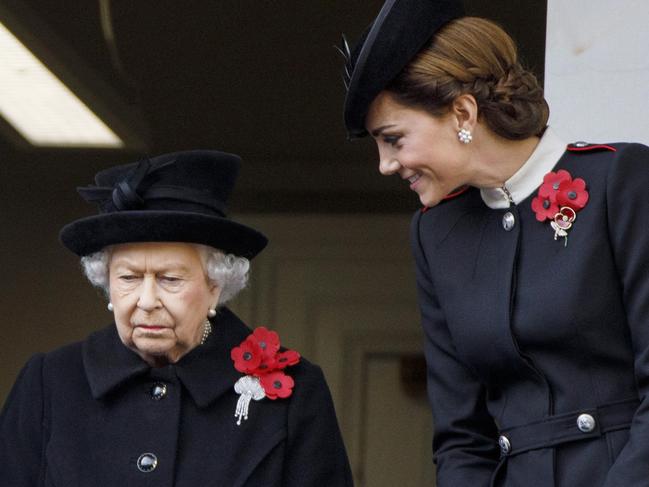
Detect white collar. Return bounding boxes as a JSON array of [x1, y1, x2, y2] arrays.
[[480, 127, 567, 209]]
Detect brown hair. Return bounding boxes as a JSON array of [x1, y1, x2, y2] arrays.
[[387, 17, 549, 140]]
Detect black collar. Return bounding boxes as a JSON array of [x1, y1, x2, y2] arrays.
[[82, 307, 251, 408]]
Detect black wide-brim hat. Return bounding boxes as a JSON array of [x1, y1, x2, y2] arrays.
[[341, 0, 464, 138], [60, 150, 268, 259]]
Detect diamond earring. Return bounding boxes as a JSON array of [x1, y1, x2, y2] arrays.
[[458, 128, 472, 144]]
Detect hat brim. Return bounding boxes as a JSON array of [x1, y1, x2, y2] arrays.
[[59, 211, 268, 259], [344, 0, 464, 137]]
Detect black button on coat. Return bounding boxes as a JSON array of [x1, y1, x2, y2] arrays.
[[410, 143, 649, 486], [0, 307, 353, 486]]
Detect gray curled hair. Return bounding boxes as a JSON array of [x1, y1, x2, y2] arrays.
[[80, 245, 250, 305]]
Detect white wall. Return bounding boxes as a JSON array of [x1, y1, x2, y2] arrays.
[[545, 0, 649, 145], [230, 214, 429, 487]]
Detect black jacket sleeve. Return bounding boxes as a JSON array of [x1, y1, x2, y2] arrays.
[[283, 364, 354, 486], [0, 353, 47, 487], [410, 210, 500, 486], [603, 143, 649, 486]]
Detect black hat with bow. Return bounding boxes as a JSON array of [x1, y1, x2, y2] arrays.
[[60, 150, 268, 259], [339, 0, 464, 138]]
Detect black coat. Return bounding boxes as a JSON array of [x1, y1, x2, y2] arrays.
[[0, 307, 353, 486], [410, 142, 649, 486]]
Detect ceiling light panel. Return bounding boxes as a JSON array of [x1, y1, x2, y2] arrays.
[[0, 21, 124, 148]]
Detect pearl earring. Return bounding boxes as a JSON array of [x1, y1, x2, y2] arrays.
[[207, 308, 217, 318], [107, 302, 114, 312], [458, 128, 472, 144]]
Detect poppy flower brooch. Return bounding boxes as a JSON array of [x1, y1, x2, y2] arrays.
[[230, 327, 300, 425], [531, 169, 589, 246]]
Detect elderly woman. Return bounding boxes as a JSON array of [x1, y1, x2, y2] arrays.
[[0, 150, 353, 486], [340, 1, 649, 486]]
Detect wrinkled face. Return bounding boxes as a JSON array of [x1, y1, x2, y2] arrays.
[[366, 91, 473, 207], [109, 242, 221, 366]]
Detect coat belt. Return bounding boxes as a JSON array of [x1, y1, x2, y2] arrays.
[[497, 398, 639, 457]]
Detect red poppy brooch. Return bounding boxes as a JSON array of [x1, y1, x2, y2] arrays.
[[230, 327, 301, 425], [531, 169, 589, 246]]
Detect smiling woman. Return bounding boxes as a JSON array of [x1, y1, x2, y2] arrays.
[[0, 150, 353, 486], [340, 1, 649, 486], [363, 15, 547, 208]]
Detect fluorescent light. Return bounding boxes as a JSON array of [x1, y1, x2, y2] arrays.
[[0, 21, 124, 148]]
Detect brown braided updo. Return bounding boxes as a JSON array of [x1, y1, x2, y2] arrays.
[[387, 17, 549, 140]]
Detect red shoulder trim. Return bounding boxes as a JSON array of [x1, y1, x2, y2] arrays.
[[567, 143, 617, 152], [421, 185, 470, 213], [443, 185, 470, 200]]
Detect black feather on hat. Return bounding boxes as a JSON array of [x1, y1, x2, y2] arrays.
[[59, 150, 268, 259], [339, 0, 464, 138]]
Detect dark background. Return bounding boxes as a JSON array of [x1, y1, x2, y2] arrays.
[[0, 0, 547, 402]]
